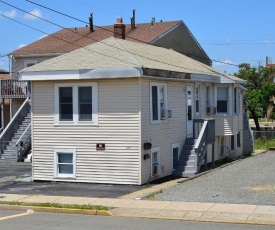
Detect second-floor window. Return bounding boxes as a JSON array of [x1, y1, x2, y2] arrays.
[[217, 87, 228, 113], [195, 86, 200, 114], [150, 83, 167, 123], [54, 82, 98, 125]]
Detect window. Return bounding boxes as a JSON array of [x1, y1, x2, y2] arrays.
[[54, 83, 98, 125], [151, 147, 160, 176], [54, 148, 76, 178], [195, 86, 200, 114], [59, 87, 73, 121], [234, 87, 239, 114], [172, 143, 179, 170], [230, 135, 235, 151], [206, 86, 211, 107], [217, 87, 228, 113], [237, 132, 241, 147], [150, 83, 167, 123], [24, 60, 38, 68]]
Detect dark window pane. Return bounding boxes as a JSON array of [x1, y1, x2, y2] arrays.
[[217, 101, 227, 113], [152, 86, 158, 120], [78, 87, 92, 121], [59, 87, 73, 121], [231, 135, 235, 151], [173, 147, 179, 169], [58, 153, 73, 163], [59, 164, 73, 174]]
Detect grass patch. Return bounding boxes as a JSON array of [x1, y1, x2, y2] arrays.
[[255, 138, 275, 150], [144, 189, 163, 200], [0, 201, 108, 210]]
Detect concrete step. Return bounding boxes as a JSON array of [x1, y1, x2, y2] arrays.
[[185, 138, 197, 145], [182, 145, 194, 150]]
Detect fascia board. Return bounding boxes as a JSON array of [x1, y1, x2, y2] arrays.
[[20, 67, 143, 81]]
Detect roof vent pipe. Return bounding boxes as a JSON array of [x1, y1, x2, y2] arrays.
[[132, 9, 136, 29], [89, 13, 94, 32], [151, 17, 155, 27]]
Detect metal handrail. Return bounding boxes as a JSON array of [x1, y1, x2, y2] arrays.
[[16, 123, 31, 146], [0, 98, 29, 141]]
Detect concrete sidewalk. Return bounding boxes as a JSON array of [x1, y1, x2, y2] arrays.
[[0, 193, 275, 225]]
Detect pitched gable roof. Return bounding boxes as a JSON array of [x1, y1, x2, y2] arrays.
[[10, 21, 181, 56], [20, 37, 232, 81]]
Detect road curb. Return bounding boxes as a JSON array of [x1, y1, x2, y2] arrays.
[[112, 213, 275, 226], [0, 204, 112, 216]]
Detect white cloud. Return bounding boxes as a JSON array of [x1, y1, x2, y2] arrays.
[[0, 9, 17, 18], [23, 9, 43, 20], [213, 59, 233, 66], [17, 44, 26, 49], [263, 40, 273, 45]]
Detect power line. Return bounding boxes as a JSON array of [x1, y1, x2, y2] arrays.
[[23, 0, 242, 67], [1, 1, 225, 74]]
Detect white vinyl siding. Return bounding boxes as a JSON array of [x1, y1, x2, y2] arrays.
[[141, 79, 186, 184], [32, 79, 140, 185]]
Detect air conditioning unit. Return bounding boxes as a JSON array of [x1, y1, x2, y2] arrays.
[[153, 165, 161, 176], [206, 106, 216, 115], [160, 109, 168, 120]]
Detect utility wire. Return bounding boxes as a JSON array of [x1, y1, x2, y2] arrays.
[[1, 1, 225, 74], [0, 13, 139, 67], [23, 0, 242, 67]]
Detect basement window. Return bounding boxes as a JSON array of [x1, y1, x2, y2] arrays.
[[54, 148, 76, 178]]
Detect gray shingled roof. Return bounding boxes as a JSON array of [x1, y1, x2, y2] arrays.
[[20, 38, 216, 75], [20, 37, 245, 83]]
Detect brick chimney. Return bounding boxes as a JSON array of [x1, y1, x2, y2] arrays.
[[114, 17, 125, 39]]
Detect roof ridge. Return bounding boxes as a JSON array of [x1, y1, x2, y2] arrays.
[[112, 38, 143, 67]]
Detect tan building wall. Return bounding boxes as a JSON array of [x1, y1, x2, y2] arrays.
[[32, 78, 141, 185]]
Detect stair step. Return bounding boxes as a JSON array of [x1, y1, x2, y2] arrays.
[[185, 138, 197, 145], [182, 145, 194, 150]]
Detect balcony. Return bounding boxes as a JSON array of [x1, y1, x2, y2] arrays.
[[0, 80, 29, 99]]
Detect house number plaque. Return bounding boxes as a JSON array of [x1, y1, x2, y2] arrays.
[[96, 143, 105, 151]]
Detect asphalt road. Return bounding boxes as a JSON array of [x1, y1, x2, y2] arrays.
[[1, 211, 275, 230]]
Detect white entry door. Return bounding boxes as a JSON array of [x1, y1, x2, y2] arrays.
[[186, 86, 193, 138]]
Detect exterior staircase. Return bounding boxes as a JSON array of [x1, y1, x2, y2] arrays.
[[1, 113, 31, 160], [173, 138, 197, 178], [173, 118, 216, 178], [0, 98, 31, 161]]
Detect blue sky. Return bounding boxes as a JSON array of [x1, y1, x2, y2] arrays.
[[0, 0, 274, 74]]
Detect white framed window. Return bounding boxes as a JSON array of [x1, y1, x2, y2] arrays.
[[172, 143, 179, 170], [233, 87, 240, 114], [54, 148, 76, 178], [206, 85, 211, 107], [24, 60, 38, 68], [150, 82, 167, 123], [217, 87, 229, 113], [54, 82, 98, 125], [195, 85, 200, 115], [151, 147, 160, 176]]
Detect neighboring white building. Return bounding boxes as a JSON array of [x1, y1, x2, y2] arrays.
[[20, 37, 249, 185]]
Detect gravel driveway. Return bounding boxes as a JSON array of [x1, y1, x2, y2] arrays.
[[154, 151, 275, 206]]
